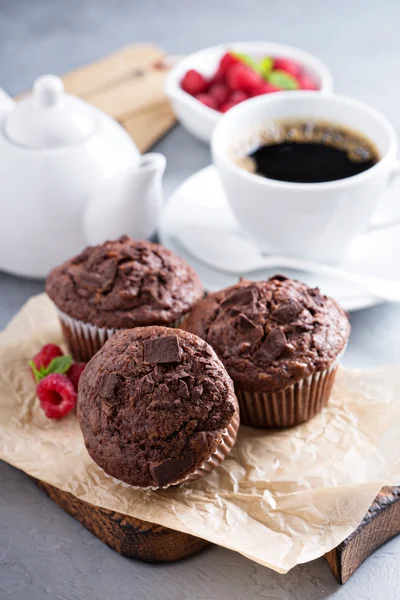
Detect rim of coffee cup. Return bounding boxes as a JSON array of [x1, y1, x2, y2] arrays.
[[211, 91, 398, 190]]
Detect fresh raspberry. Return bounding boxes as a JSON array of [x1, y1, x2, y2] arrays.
[[211, 53, 244, 86], [31, 344, 63, 379], [218, 52, 242, 75], [181, 69, 209, 95], [297, 72, 318, 90], [209, 69, 225, 86], [67, 362, 86, 391], [195, 93, 218, 110], [226, 63, 264, 94], [219, 99, 239, 113], [252, 82, 282, 96], [229, 90, 249, 103], [273, 57, 302, 79], [37, 374, 77, 419], [208, 83, 229, 106]]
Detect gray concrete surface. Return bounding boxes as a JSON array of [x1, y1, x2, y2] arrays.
[[1, 0, 400, 598]]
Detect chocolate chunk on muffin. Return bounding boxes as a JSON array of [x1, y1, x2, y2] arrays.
[[46, 236, 204, 361], [78, 326, 239, 488], [182, 276, 350, 428]]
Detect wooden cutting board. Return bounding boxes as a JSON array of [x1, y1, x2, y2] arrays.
[[35, 479, 400, 581], [40, 44, 176, 152]]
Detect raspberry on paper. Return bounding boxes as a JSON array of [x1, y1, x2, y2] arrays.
[[36, 374, 77, 419], [31, 344, 63, 374], [68, 362, 86, 391]]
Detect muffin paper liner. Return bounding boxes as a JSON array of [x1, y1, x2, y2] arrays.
[[1, 295, 400, 574], [57, 309, 185, 362], [236, 349, 345, 429], [105, 397, 240, 490]]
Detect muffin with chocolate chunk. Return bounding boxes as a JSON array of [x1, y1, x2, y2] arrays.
[[182, 276, 350, 428], [46, 236, 204, 361], [78, 326, 239, 488]]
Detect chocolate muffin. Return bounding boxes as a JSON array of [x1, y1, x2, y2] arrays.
[[78, 326, 239, 488], [182, 276, 350, 428], [46, 236, 204, 361]]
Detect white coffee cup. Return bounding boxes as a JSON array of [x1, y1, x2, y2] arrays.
[[211, 92, 400, 263]]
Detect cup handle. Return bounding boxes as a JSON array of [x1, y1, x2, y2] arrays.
[[366, 159, 400, 233]]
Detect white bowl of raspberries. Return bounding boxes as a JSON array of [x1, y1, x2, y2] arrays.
[[166, 41, 333, 143]]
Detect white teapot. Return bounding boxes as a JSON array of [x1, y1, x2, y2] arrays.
[[0, 75, 166, 278]]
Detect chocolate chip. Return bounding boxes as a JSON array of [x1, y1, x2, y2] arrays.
[[85, 246, 106, 265], [204, 380, 218, 392], [158, 383, 170, 396], [273, 299, 302, 323], [165, 367, 193, 382], [177, 380, 189, 398], [97, 259, 117, 292], [191, 385, 203, 401], [75, 258, 117, 293], [237, 313, 256, 332], [149, 457, 194, 487], [308, 287, 325, 306], [254, 328, 287, 363], [151, 400, 176, 411], [120, 246, 140, 260], [292, 323, 313, 333], [76, 271, 104, 292], [269, 274, 288, 282], [229, 307, 241, 317], [142, 276, 160, 301], [139, 374, 154, 394], [220, 287, 256, 309], [98, 373, 122, 401], [143, 336, 181, 364]]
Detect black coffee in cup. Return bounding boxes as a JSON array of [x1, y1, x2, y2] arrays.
[[235, 120, 379, 183]]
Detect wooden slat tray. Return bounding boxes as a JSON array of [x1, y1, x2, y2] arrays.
[[36, 478, 400, 581], [35, 479, 209, 562], [20, 44, 177, 153], [325, 486, 400, 583]]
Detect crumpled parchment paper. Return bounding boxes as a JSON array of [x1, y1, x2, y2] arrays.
[[0, 294, 399, 573]]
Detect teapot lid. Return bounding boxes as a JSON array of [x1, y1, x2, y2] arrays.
[[4, 75, 96, 149]]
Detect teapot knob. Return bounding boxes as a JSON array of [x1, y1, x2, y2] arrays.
[[33, 75, 64, 109]]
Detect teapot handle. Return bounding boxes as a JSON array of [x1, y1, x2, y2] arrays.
[[0, 89, 16, 117]]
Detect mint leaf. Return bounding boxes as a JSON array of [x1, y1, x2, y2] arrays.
[[231, 51, 262, 74], [29, 355, 72, 384], [29, 360, 43, 384], [259, 57, 273, 79], [268, 70, 299, 90], [46, 355, 72, 376]]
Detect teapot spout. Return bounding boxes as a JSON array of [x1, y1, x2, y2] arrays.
[[136, 152, 167, 184], [83, 153, 166, 246]]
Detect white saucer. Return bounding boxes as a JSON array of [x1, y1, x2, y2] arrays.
[[159, 166, 400, 311]]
